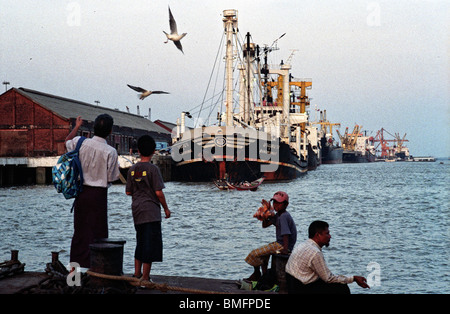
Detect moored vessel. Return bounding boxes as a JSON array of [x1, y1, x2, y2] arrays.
[[315, 110, 343, 164], [171, 10, 317, 182], [337, 125, 375, 163]]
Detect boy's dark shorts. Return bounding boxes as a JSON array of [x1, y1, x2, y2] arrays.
[[134, 221, 162, 263]]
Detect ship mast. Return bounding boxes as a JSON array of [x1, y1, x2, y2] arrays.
[[223, 10, 238, 126]]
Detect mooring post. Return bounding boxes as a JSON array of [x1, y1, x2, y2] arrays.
[[51, 251, 59, 263], [10, 250, 19, 262], [88, 240, 126, 288]]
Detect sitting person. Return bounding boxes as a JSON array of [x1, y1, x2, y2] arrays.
[[245, 191, 297, 281], [285, 220, 370, 294]]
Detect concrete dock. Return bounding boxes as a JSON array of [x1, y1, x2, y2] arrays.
[[0, 271, 275, 294]]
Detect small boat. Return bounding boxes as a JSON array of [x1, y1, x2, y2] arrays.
[[213, 179, 235, 190], [227, 177, 265, 191]]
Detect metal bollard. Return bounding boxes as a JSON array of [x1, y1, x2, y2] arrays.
[[88, 243, 124, 288], [94, 238, 126, 259], [11, 250, 19, 262], [51, 251, 59, 263]]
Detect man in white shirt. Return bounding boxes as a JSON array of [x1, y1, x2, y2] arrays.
[[65, 114, 120, 268], [285, 220, 370, 294]]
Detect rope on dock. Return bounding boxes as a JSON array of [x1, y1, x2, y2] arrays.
[[86, 270, 230, 294]]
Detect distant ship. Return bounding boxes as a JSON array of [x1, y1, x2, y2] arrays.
[[337, 125, 375, 163], [373, 128, 418, 162], [321, 137, 343, 164], [315, 110, 343, 164], [171, 9, 319, 182]]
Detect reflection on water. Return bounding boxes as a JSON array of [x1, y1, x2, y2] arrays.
[[1, 161, 448, 293]]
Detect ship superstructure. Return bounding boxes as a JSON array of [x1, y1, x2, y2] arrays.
[[314, 110, 343, 164], [337, 125, 376, 163], [171, 9, 318, 181]]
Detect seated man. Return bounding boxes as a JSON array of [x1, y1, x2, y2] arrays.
[[245, 191, 297, 281], [285, 220, 370, 294]]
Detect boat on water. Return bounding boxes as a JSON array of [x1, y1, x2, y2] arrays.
[[337, 125, 375, 163], [227, 177, 265, 191], [213, 177, 264, 191], [342, 150, 375, 163], [213, 178, 234, 190], [373, 128, 415, 162], [321, 139, 343, 164], [315, 110, 343, 164], [171, 9, 318, 182]]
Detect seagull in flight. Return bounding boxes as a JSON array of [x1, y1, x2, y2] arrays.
[[127, 84, 169, 100], [163, 6, 187, 54]]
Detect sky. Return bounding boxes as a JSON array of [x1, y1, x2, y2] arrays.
[[1, 0, 448, 157]]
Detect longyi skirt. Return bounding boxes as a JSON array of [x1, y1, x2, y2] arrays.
[[70, 186, 108, 268]]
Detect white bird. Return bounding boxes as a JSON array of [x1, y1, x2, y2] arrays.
[[163, 6, 187, 54], [127, 84, 169, 100]]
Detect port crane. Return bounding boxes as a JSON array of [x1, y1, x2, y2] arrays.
[[373, 128, 408, 158], [336, 125, 362, 151], [313, 110, 340, 141]]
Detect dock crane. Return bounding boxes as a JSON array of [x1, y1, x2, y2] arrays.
[[336, 125, 362, 151], [373, 128, 408, 158], [313, 110, 340, 140], [394, 132, 408, 154]]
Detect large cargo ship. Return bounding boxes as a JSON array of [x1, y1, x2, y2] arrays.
[[315, 110, 343, 164], [171, 10, 318, 182], [321, 140, 343, 164], [337, 125, 375, 163]]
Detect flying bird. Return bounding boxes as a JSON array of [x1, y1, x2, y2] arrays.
[[163, 6, 187, 53], [127, 84, 169, 100]]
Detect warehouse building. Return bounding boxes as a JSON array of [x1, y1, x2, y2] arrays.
[[0, 87, 172, 185]]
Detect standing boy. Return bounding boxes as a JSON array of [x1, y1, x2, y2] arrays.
[[126, 135, 171, 282], [245, 191, 297, 281]]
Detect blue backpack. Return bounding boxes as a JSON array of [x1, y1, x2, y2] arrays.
[[52, 137, 87, 202]]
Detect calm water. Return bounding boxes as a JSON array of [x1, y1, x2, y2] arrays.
[[1, 161, 448, 294]]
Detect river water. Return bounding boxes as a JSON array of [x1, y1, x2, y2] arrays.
[[1, 161, 448, 294]]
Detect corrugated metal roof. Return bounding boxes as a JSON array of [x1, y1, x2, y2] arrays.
[[16, 87, 170, 135]]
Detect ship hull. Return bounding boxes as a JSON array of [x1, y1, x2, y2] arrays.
[[320, 136, 343, 164], [342, 150, 375, 163], [322, 146, 343, 164], [172, 157, 307, 182], [171, 126, 307, 182], [307, 144, 319, 170]]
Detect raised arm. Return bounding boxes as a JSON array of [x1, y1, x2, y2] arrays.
[[65, 116, 83, 144]]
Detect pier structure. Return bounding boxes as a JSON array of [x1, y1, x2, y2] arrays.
[[0, 87, 173, 186], [0, 154, 173, 186], [0, 248, 279, 294]]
